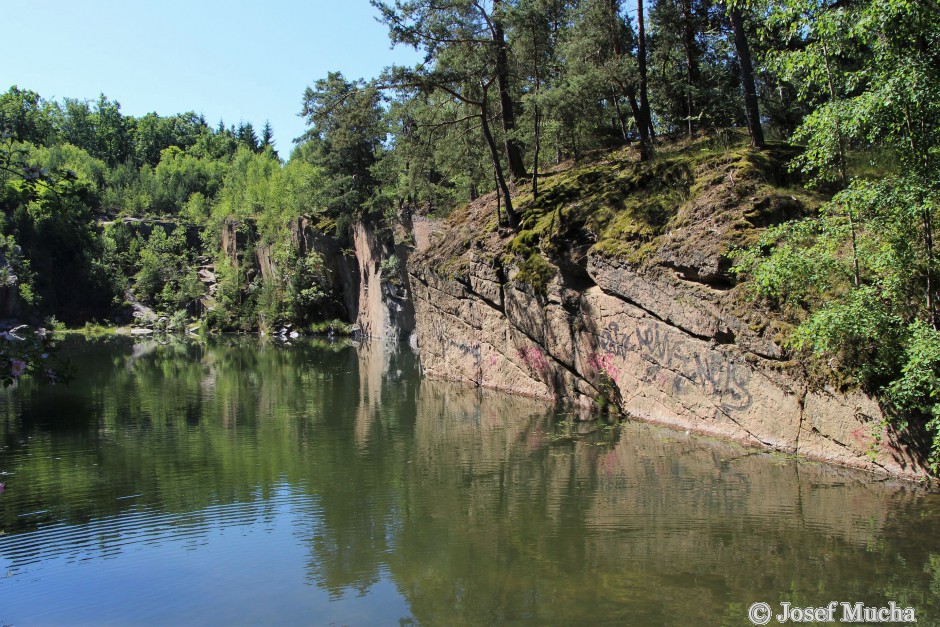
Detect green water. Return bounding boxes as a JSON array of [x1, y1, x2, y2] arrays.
[[0, 336, 939, 625]]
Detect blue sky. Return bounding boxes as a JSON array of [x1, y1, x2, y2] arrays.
[[0, 0, 421, 154]]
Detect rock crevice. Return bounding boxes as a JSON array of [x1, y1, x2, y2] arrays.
[[404, 207, 930, 480]]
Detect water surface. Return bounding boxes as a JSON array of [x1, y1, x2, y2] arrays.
[[1, 336, 939, 625]]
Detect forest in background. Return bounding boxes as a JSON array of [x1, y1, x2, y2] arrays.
[[2, 0, 940, 468]]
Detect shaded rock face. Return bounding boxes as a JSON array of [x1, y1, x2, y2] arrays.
[[219, 217, 415, 340], [262, 217, 362, 323], [295, 222, 360, 320], [0, 282, 20, 320], [352, 221, 415, 342], [409, 239, 930, 481], [221, 219, 254, 270]]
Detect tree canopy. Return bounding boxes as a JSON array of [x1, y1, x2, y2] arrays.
[[2, 0, 940, 466]]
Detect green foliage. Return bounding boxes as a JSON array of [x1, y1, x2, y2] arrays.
[[0, 85, 341, 335], [253, 242, 334, 331], [134, 111, 209, 167], [379, 255, 401, 286], [517, 0, 630, 161], [214, 148, 296, 227], [732, 211, 847, 311], [307, 319, 354, 335], [0, 232, 34, 305], [1, 135, 121, 319], [732, 0, 940, 469], [888, 322, 940, 472], [299, 72, 385, 220], [205, 255, 259, 332], [133, 227, 203, 313], [0, 325, 70, 387], [150, 146, 226, 215], [737, 177, 940, 464], [736, 177, 940, 462], [283, 249, 331, 325], [34, 142, 108, 198], [0, 86, 57, 146], [648, 0, 743, 134]]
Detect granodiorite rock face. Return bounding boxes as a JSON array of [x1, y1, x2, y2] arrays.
[[408, 226, 929, 481], [391, 146, 936, 481]]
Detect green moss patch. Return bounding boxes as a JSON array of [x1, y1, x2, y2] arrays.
[[419, 138, 825, 310], [514, 253, 557, 297]]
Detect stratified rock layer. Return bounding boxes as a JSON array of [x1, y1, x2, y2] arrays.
[[407, 164, 930, 480]]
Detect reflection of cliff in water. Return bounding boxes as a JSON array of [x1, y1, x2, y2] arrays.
[[394, 381, 939, 624], [301, 339, 420, 597], [0, 337, 938, 624]]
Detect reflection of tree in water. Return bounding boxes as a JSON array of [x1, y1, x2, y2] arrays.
[[302, 340, 418, 597], [388, 384, 628, 624], [0, 335, 359, 536], [2, 336, 940, 623]]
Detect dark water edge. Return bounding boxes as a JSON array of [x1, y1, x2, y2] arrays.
[[0, 335, 939, 626]]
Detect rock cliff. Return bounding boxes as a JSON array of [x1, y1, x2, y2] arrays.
[[221, 216, 414, 341], [350, 221, 415, 342], [405, 146, 931, 480]]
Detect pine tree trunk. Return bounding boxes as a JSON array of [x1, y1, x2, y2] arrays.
[[531, 26, 543, 201], [637, 0, 654, 155], [532, 106, 541, 201], [728, 7, 765, 149], [494, 168, 502, 225], [612, 94, 629, 142], [681, 0, 698, 138], [481, 107, 517, 228], [628, 91, 651, 161], [493, 0, 527, 181]]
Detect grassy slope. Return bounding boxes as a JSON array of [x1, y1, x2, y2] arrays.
[[420, 134, 825, 310]]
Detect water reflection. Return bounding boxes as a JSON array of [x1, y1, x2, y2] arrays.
[[0, 336, 938, 625]]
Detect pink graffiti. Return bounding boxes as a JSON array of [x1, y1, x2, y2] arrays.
[[851, 427, 876, 448], [518, 347, 550, 373], [588, 352, 622, 381]]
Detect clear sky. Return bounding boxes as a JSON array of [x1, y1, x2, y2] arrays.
[[0, 0, 421, 155]]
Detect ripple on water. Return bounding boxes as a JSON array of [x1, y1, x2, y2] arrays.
[[0, 337, 938, 626]]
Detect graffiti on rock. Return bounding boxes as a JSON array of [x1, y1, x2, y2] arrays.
[[427, 315, 482, 368], [597, 321, 752, 411], [588, 352, 622, 381], [518, 346, 551, 378]]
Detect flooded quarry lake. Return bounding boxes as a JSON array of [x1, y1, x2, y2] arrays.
[[1, 337, 939, 625]]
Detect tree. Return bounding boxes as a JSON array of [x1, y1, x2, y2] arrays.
[[678, 0, 699, 137], [56, 98, 97, 155], [726, 3, 764, 149], [299, 72, 386, 220], [236, 121, 260, 152], [509, 0, 570, 199], [151, 146, 226, 214], [93, 94, 134, 166], [738, 0, 940, 468], [133, 226, 204, 311], [636, 0, 654, 152], [648, 0, 704, 137], [261, 120, 277, 157], [373, 0, 528, 225], [0, 86, 57, 146], [557, 0, 651, 158], [134, 112, 206, 167], [492, 0, 528, 181]]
